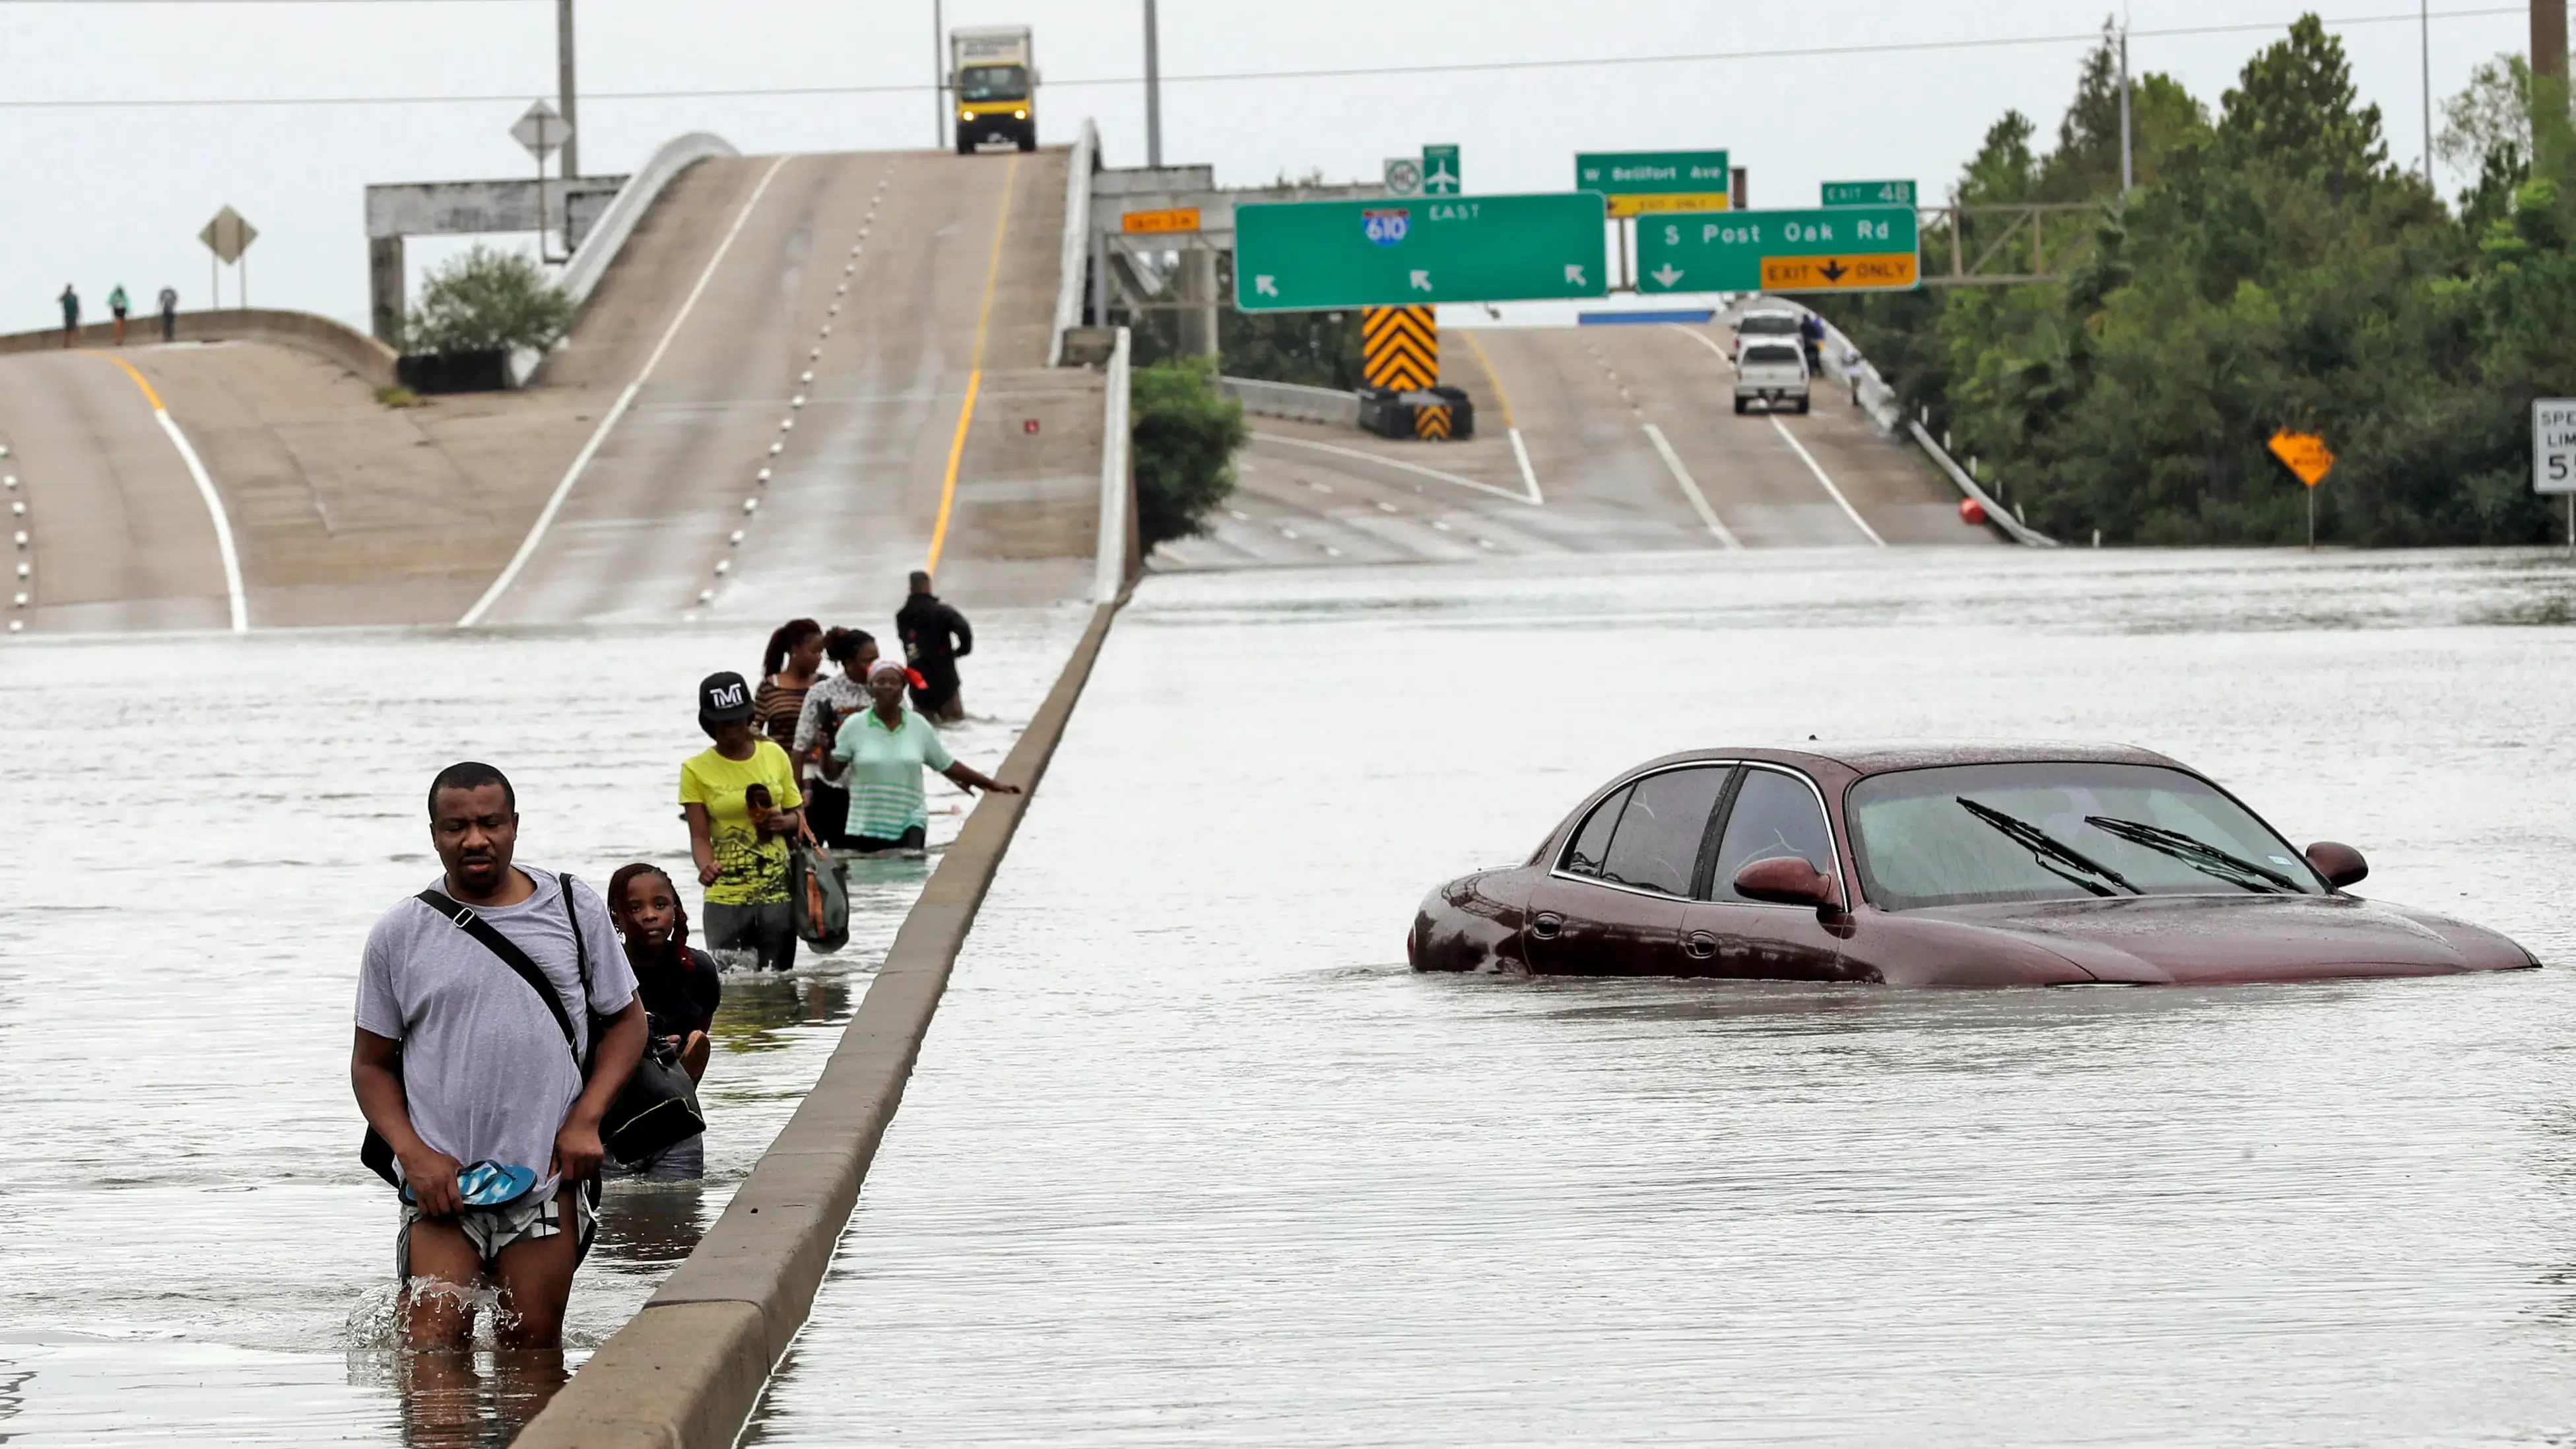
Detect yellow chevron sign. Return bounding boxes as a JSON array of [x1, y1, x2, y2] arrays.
[[1415, 403, 1453, 440], [1362, 305, 1437, 391]]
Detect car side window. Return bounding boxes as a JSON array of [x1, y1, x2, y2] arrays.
[[1709, 769, 1836, 902], [1597, 766, 1729, 897], [1560, 784, 1632, 879]]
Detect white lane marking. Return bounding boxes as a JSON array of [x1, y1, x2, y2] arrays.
[[1668, 321, 1883, 547], [459, 153, 797, 628], [1769, 414, 1886, 547], [1252, 431, 1535, 505], [156, 411, 248, 632], [1505, 427, 1543, 504], [1641, 422, 1740, 550]]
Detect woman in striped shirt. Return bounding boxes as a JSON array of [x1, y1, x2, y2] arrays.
[[830, 656, 1019, 853], [752, 619, 824, 753]]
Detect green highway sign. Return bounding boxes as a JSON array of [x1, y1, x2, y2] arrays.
[[1422, 144, 1461, 195], [1234, 192, 1608, 310], [1575, 149, 1731, 217], [1823, 180, 1917, 207], [1635, 205, 1919, 294]]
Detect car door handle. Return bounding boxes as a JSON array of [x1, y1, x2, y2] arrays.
[[1684, 930, 1718, 960], [1530, 912, 1564, 940]]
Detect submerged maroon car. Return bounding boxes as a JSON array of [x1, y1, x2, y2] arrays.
[[1410, 744, 2540, 986]]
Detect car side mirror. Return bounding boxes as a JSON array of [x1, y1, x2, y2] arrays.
[[2305, 841, 2368, 890], [1733, 856, 1843, 912]]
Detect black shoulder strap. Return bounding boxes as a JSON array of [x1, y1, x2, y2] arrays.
[[417, 886, 579, 1061]]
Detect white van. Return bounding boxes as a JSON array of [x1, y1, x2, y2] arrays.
[[1733, 307, 1803, 362], [1734, 340, 1810, 415]]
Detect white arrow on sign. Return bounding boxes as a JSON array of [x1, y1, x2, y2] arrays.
[[1564, 264, 1588, 286], [1651, 263, 1684, 286], [1409, 270, 1432, 291], [1255, 275, 1279, 296]]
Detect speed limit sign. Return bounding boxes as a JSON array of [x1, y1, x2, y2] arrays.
[[2535, 398, 2576, 492]]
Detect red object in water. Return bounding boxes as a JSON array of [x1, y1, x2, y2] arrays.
[[1959, 497, 1988, 526]]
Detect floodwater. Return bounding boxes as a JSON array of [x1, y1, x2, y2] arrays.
[[0, 605, 1090, 1446], [751, 547, 2576, 1445]]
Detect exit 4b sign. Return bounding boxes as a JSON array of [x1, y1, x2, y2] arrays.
[[1635, 205, 1919, 294]]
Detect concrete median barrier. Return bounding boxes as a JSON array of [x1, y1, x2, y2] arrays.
[[0, 308, 397, 388]]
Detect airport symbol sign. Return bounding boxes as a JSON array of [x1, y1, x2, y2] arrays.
[[1421, 145, 1462, 196], [1574, 150, 1731, 217], [1823, 180, 1917, 207], [1235, 191, 1607, 310], [1635, 205, 1919, 293]]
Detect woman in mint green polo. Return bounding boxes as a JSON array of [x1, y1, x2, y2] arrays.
[[830, 656, 1018, 853]]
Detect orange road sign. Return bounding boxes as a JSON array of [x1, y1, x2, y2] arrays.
[[2269, 430, 2335, 487], [1759, 252, 1917, 292], [1606, 192, 1731, 218], [1122, 207, 1202, 234]]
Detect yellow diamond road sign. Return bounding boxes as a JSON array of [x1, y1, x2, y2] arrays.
[[2268, 430, 2335, 488], [198, 206, 257, 265]]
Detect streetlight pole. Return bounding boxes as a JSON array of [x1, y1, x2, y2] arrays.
[[557, 0, 578, 180], [1144, 0, 1162, 168], [2118, 24, 2133, 194], [2422, 0, 2433, 185], [933, 0, 945, 149]]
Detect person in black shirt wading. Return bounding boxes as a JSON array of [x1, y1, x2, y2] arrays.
[[602, 863, 721, 1180], [895, 570, 974, 725]]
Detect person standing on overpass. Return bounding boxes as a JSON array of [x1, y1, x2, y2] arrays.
[[158, 285, 178, 343], [896, 570, 974, 725], [57, 285, 78, 348], [108, 285, 129, 346]]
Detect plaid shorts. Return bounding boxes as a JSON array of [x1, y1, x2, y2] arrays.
[[396, 1186, 593, 1279]]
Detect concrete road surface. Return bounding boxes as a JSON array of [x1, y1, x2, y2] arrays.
[[479, 147, 1099, 629], [0, 351, 232, 632], [1160, 321, 1988, 570]]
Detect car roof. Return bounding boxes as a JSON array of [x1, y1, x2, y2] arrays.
[[1630, 741, 2190, 777]]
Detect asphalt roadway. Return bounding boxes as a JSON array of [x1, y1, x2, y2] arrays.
[[1157, 321, 1988, 570]]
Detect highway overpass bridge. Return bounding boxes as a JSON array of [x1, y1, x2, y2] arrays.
[[0, 131, 1996, 638]]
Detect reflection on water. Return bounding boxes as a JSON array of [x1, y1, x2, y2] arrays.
[[752, 547, 2576, 1446], [0, 606, 1088, 1444]]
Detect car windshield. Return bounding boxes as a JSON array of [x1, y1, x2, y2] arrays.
[[1739, 314, 1799, 335], [1742, 343, 1801, 366], [959, 64, 1028, 101], [1847, 761, 2326, 910]]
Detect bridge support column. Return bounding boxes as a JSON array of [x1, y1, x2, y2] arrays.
[[368, 236, 406, 347], [1177, 247, 1219, 358]]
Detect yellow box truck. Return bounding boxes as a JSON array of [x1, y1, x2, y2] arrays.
[[952, 26, 1038, 154]]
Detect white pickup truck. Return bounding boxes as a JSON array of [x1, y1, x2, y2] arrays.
[[1734, 339, 1811, 415]]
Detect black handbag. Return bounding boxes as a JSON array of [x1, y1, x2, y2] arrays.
[[358, 874, 705, 1185]]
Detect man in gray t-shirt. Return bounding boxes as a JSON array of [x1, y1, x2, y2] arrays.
[[352, 761, 644, 1353]]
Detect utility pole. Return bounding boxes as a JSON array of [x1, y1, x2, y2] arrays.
[[2118, 24, 2133, 194], [1143, 0, 1163, 168], [557, 0, 578, 179], [2538, 0, 2569, 174], [933, 0, 945, 149], [2422, 0, 2433, 185]]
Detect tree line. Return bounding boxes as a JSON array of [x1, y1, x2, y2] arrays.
[[1818, 15, 2575, 546]]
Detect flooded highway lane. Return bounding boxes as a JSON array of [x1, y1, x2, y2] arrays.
[[0, 606, 1089, 1445], [751, 547, 2576, 1445]]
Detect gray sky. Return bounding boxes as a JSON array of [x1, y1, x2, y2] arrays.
[[0, 1, 2532, 335]]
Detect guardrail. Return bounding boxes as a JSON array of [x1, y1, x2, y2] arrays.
[[0, 310, 399, 389], [1218, 375, 1360, 427], [1047, 119, 1099, 368], [1905, 419, 2057, 546], [1096, 327, 1135, 602]]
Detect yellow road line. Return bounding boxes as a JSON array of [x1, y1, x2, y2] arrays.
[[925, 152, 1020, 575], [1460, 329, 1519, 430], [88, 350, 167, 410]]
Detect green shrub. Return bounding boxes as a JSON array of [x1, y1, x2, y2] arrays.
[[403, 244, 574, 356], [1131, 355, 1247, 548]]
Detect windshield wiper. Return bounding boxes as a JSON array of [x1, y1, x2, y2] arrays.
[[1956, 797, 2142, 898], [2081, 816, 2303, 894]]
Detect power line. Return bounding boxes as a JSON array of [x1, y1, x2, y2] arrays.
[[0, 6, 2526, 110]]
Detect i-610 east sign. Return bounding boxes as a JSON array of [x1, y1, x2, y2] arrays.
[[1635, 205, 1919, 294], [1234, 192, 1608, 310]]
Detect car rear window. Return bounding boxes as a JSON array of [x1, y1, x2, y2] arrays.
[[1739, 313, 1800, 335], [1742, 343, 1801, 366]]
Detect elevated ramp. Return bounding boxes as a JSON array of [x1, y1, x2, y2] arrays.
[[479, 146, 1099, 628]]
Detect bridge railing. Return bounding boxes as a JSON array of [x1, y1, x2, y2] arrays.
[[1049, 119, 1100, 368]]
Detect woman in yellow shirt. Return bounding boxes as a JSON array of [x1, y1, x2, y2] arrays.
[[680, 671, 809, 972]]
